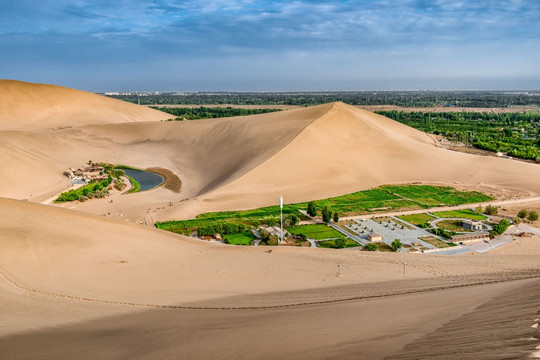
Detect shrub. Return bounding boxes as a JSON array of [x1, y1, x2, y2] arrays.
[[517, 209, 527, 219], [267, 218, 277, 227], [512, 217, 522, 225], [391, 239, 402, 252], [333, 212, 339, 222], [79, 195, 89, 202], [299, 233, 307, 241], [335, 238, 347, 248], [321, 206, 332, 223], [475, 205, 483, 214], [491, 219, 510, 236], [528, 211, 539, 222], [307, 201, 317, 217], [485, 205, 498, 215], [365, 243, 377, 251], [252, 220, 260, 228], [268, 235, 279, 246], [259, 228, 270, 241]]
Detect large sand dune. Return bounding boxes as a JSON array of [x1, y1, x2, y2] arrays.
[[0, 80, 170, 130], [2, 81, 540, 358]]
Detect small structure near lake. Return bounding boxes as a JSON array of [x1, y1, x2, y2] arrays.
[[64, 162, 108, 184]]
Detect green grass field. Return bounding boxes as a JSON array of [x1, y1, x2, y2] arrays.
[[435, 219, 473, 232], [318, 238, 360, 249], [398, 213, 436, 226], [156, 185, 494, 237], [287, 224, 343, 240], [432, 209, 487, 220], [225, 232, 256, 245]]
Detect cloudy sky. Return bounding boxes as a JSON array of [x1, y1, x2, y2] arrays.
[[1, 0, 539, 91]]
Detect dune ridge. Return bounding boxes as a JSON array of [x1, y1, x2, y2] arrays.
[[0, 80, 170, 130]]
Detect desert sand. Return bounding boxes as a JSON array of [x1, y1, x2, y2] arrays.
[[1, 80, 540, 359]]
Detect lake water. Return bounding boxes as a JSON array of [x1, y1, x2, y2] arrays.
[[123, 169, 164, 192]]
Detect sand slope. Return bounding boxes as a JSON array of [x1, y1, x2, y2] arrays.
[[0, 80, 170, 130]]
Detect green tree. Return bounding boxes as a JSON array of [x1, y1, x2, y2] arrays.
[[335, 238, 347, 248], [307, 201, 317, 217], [475, 205, 483, 214], [321, 206, 332, 223], [517, 209, 527, 219], [391, 239, 402, 252], [333, 212, 339, 222], [528, 211, 539, 222]]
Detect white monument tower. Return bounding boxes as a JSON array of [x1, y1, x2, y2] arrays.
[[280, 195, 284, 243]]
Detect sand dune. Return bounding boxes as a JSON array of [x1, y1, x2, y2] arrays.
[[0, 80, 170, 130], [2, 81, 540, 358]]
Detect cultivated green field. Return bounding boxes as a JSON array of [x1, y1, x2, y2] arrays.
[[432, 209, 487, 220], [398, 213, 436, 226], [225, 231, 256, 245], [287, 224, 344, 240], [156, 184, 493, 237]]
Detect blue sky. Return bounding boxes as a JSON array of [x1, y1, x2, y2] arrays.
[[1, 0, 539, 91]]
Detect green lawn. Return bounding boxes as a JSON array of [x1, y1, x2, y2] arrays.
[[224, 232, 256, 245], [287, 224, 344, 240], [397, 213, 436, 226], [432, 209, 487, 220], [435, 219, 473, 232], [318, 238, 360, 249]]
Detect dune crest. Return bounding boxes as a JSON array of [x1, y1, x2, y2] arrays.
[[0, 80, 170, 130]]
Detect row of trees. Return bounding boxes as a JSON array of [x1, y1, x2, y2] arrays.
[[307, 201, 339, 223], [378, 110, 540, 161], [107, 91, 540, 108]]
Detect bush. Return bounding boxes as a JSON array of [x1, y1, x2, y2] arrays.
[[267, 218, 277, 227], [259, 228, 270, 241], [333, 212, 339, 222], [391, 239, 402, 252], [512, 217, 522, 225], [268, 235, 279, 246], [491, 219, 510, 236], [321, 206, 332, 223], [485, 205, 498, 215], [79, 195, 88, 202], [528, 211, 539, 222], [475, 205, 483, 214], [307, 201, 317, 217], [299, 233, 307, 241], [335, 238, 347, 248], [252, 220, 260, 228], [517, 209, 527, 219], [365, 243, 377, 251]]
